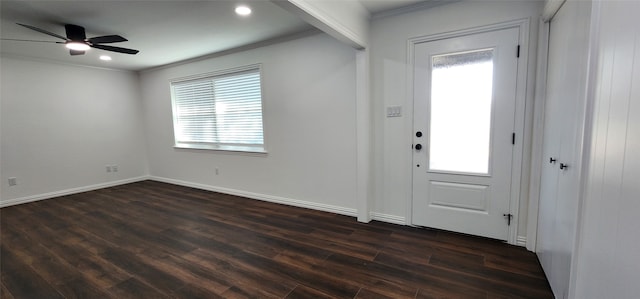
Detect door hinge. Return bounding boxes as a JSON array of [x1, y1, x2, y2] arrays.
[[512, 133, 516, 145], [503, 213, 513, 226], [517, 45, 520, 58]]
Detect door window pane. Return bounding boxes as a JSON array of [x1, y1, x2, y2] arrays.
[[429, 49, 494, 174]]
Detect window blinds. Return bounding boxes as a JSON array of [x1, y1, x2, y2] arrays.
[[171, 68, 264, 151]]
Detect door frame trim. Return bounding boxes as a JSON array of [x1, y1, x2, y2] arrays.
[[405, 18, 530, 245], [526, 18, 551, 252]]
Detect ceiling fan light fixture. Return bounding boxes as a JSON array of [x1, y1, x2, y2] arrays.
[[235, 5, 251, 16], [65, 42, 90, 51]]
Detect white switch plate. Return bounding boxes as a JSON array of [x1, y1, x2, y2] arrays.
[[386, 106, 402, 117]]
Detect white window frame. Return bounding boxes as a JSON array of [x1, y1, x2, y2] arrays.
[[170, 64, 266, 153]]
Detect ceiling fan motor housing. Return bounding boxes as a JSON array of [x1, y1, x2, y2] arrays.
[[65, 24, 86, 42]]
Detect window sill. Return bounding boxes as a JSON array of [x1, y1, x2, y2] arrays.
[[174, 143, 267, 155]]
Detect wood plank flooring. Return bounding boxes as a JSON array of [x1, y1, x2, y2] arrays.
[[0, 181, 553, 298]]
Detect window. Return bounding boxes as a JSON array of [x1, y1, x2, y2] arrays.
[[429, 49, 494, 174], [170, 65, 265, 153]]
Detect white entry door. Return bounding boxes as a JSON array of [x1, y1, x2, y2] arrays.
[[412, 27, 520, 241]]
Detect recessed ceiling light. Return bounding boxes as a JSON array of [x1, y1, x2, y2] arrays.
[[99, 55, 112, 61], [65, 42, 90, 51], [235, 5, 251, 16]]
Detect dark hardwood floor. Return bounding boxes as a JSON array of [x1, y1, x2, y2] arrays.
[[0, 181, 553, 298]]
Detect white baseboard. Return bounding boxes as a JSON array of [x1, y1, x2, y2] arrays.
[[516, 235, 527, 247], [0, 175, 533, 249], [0, 176, 149, 208], [148, 176, 358, 217], [370, 212, 406, 225]]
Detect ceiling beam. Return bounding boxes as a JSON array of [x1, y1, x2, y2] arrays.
[[270, 0, 370, 49]]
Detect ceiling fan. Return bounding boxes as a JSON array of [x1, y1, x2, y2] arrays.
[[5, 23, 139, 55]]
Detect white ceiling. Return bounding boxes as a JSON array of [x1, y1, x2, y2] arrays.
[[1, 0, 429, 71], [360, 0, 430, 14]]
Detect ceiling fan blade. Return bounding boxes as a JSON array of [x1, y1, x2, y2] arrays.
[[91, 44, 139, 55], [1, 38, 60, 43], [16, 23, 68, 41], [70, 50, 85, 56], [88, 35, 127, 44], [65, 24, 86, 41]]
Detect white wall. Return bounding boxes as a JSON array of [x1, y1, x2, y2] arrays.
[[572, 1, 640, 298], [140, 33, 358, 213], [370, 1, 542, 238], [0, 56, 148, 205]]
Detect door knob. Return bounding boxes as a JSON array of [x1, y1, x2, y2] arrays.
[[415, 144, 422, 150], [416, 131, 423, 138]]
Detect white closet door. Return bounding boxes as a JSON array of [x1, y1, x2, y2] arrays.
[[537, 1, 593, 298]]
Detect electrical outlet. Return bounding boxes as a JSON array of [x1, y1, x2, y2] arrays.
[[106, 166, 112, 173], [8, 177, 17, 186], [112, 165, 118, 172], [215, 168, 219, 175]]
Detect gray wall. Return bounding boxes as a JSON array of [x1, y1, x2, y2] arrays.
[[1, 57, 148, 204], [139, 33, 359, 214]]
